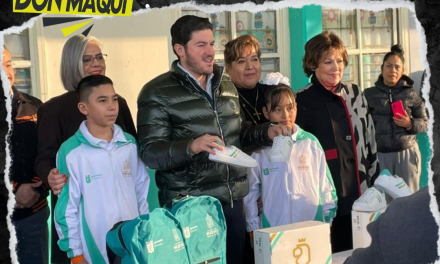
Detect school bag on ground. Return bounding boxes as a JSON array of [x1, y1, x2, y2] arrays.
[[106, 208, 190, 264]]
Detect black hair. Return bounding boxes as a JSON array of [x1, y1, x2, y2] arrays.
[[77, 75, 113, 102], [264, 84, 296, 113], [382, 44, 405, 65], [170, 15, 213, 58]]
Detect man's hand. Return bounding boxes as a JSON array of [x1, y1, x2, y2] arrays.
[[15, 181, 42, 208], [394, 112, 412, 129], [268, 124, 291, 140], [188, 134, 224, 155], [48, 168, 67, 195]]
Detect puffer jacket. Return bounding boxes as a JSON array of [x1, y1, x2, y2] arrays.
[[137, 60, 272, 206], [363, 74, 428, 153]]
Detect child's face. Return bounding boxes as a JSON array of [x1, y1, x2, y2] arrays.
[[80, 84, 119, 128], [264, 96, 297, 130]]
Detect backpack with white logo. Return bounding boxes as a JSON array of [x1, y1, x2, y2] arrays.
[[170, 195, 227, 264], [106, 208, 190, 264]]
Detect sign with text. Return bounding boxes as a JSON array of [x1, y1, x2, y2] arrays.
[[13, 0, 133, 16]]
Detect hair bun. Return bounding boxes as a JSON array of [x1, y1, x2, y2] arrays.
[[391, 44, 404, 56]]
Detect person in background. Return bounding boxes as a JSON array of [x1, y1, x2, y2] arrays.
[[136, 15, 289, 264], [34, 34, 136, 264], [244, 84, 337, 236], [0, 48, 10, 264], [295, 31, 379, 253], [3, 46, 49, 264], [364, 44, 428, 193], [54, 75, 149, 264]]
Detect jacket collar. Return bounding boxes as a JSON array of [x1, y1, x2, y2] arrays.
[[374, 74, 414, 93], [76, 121, 132, 148], [310, 74, 345, 96], [11, 86, 30, 103], [12, 86, 38, 123], [169, 60, 224, 91]]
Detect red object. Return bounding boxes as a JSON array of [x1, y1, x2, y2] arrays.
[[325, 149, 338, 161], [391, 100, 406, 119]]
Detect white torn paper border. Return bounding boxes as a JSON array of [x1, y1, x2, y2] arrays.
[[0, 0, 436, 263]]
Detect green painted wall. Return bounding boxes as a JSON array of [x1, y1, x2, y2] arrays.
[[289, 5, 322, 92]]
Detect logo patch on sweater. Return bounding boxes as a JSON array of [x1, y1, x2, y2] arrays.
[[298, 155, 309, 171], [85, 174, 102, 183], [122, 159, 132, 177]]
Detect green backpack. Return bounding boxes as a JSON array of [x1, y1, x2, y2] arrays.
[[106, 208, 190, 264], [170, 195, 227, 264], [106, 196, 226, 264]]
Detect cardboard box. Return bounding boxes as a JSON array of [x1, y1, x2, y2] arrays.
[[351, 208, 386, 249], [254, 221, 332, 264]]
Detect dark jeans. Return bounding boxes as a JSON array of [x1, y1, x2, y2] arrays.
[[331, 214, 353, 253], [0, 219, 11, 264], [222, 199, 246, 264], [13, 206, 50, 264]]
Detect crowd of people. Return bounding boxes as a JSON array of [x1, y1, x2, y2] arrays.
[[1, 12, 437, 264]]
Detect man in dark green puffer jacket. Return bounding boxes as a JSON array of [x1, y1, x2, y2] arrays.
[[137, 15, 288, 264]]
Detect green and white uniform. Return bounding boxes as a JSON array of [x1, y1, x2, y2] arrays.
[[244, 124, 337, 232], [54, 121, 150, 264]]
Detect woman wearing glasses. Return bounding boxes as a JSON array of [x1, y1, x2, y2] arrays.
[[34, 34, 136, 264], [363, 44, 428, 193]]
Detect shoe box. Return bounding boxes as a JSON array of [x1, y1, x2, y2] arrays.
[[253, 221, 332, 264], [351, 207, 386, 249]]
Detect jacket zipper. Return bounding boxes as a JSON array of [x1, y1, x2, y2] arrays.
[[186, 71, 234, 208], [107, 150, 122, 218]]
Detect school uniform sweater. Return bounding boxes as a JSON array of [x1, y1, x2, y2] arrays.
[[54, 122, 150, 264], [244, 125, 338, 232]]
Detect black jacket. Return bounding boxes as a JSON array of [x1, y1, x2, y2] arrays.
[[363, 75, 428, 153], [344, 187, 439, 264], [296, 76, 379, 216], [137, 61, 272, 206], [10, 86, 49, 220]]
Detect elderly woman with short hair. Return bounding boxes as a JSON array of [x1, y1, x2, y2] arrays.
[[34, 34, 136, 264], [295, 31, 380, 253]]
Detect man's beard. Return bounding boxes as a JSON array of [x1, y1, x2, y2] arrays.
[[184, 50, 213, 76]]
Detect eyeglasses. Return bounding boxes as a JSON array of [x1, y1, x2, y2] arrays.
[[82, 54, 107, 65]]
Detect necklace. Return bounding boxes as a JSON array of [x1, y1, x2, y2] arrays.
[[238, 88, 262, 125]]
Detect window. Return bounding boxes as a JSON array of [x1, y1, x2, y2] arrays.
[[177, 9, 288, 81], [322, 7, 398, 90]]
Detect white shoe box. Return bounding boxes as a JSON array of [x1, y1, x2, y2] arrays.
[[254, 221, 332, 264], [351, 208, 386, 249]]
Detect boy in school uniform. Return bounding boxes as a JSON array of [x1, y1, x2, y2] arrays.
[[54, 75, 150, 264]]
